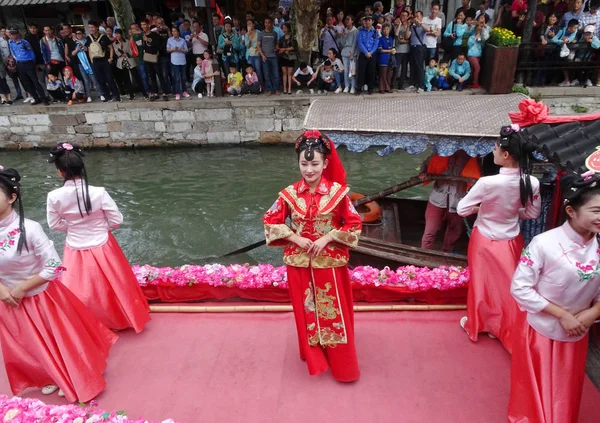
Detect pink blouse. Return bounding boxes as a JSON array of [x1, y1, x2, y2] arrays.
[[0, 211, 64, 296], [457, 167, 541, 240], [511, 222, 600, 342], [46, 180, 123, 249]]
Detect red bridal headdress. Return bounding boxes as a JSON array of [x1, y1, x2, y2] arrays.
[[295, 130, 347, 186]]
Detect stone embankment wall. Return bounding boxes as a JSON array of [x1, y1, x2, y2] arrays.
[[0, 98, 309, 149]]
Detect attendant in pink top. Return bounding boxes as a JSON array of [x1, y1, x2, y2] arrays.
[[509, 171, 600, 423], [457, 125, 541, 352], [0, 166, 117, 402], [46, 143, 150, 332]]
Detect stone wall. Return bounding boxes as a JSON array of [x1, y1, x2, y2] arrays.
[[0, 98, 309, 149]]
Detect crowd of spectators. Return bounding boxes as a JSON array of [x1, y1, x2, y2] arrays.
[[1, 0, 599, 106]]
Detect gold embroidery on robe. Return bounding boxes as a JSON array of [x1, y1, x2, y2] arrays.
[[329, 227, 362, 248], [264, 224, 294, 245]]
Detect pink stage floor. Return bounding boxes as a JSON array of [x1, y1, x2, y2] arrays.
[[1, 311, 598, 422]]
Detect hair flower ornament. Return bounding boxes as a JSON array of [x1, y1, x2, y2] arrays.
[[510, 123, 520, 132], [62, 143, 73, 151], [0, 165, 3, 172], [581, 170, 595, 181]]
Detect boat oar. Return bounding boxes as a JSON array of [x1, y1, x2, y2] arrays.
[[222, 239, 267, 257], [352, 174, 477, 207], [219, 174, 477, 258]]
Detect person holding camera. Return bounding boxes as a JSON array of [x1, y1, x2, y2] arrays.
[[407, 11, 427, 93]]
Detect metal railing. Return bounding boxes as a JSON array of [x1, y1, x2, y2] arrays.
[[516, 41, 600, 87]]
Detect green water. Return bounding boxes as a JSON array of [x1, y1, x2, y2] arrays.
[[1, 146, 429, 267]]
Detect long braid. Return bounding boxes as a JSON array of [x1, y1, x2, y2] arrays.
[[518, 136, 534, 208], [16, 191, 28, 254], [0, 168, 28, 255], [49, 143, 92, 217]]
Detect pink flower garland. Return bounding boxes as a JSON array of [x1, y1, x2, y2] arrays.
[[131, 264, 469, 292], [0, 395, 179, 423]]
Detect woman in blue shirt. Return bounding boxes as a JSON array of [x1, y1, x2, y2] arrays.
[[218, 21, 241, 72], [443, 11, 468, 61], [167, 26, 189, 99], [377, 23, 395, 93]]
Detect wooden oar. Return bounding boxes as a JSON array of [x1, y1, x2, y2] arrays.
[[219, 174, 476, 258], [352, 174, 477, 207]]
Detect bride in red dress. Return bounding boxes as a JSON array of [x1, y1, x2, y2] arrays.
[[263, 130, 362, 382]]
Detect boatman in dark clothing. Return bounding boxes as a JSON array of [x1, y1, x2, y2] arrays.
[[419, 150, 480, 252], [8, 28, 48, 105]]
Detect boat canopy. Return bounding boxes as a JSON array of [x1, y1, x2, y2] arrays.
[[303, 93, 527, 157]]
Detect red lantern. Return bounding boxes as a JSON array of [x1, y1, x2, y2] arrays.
[[165, 0, 181, 9]]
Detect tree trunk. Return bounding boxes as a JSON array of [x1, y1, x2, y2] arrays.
[[293, 0, 323, 64], [108, 0, 135, 33]]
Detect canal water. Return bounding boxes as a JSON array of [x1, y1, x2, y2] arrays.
[[2, 146, 429, 267]]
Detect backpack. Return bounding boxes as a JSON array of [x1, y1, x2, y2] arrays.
[[89, 34, 106, 61]]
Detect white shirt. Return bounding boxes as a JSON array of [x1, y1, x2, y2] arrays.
[[188, 31, 209, 55], [457, 167, 541, 240], [0, 211, 63, 297], [46, 180, 123, 250], [422, 16, 442, 49], [294, 66, 314, 77], [511, 222, 600, 342]]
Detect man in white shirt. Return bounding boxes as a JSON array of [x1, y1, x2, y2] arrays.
[[475, 0, 495, 23], [188, 21, 209, 61], [422, 1, 443, 61]]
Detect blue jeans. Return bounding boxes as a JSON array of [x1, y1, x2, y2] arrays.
[[171, 64, 186, 94], [77, 64, 99, 97], [262, 56, 279, 93], [247, 56, 263, 87], [159, 56, 171, 94], [137, 60, 149, 92], [334, 71, 342, 88], [342, 55, 356, 90], [427, 47, 437, 62]]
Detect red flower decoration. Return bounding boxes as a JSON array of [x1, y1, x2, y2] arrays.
[[509, 99, 550, 127]]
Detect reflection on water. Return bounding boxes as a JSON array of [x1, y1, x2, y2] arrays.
[[2, 145, 429, 267]]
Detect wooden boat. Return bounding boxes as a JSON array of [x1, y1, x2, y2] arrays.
[[350, 196, 469, 269]]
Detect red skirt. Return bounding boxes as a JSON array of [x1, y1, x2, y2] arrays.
[[286, 265, 359, 382], [464, 227, 525, 353], [62, 233, 150, 332], [508, 325, 589, 423], [0, 280, 118, 403]]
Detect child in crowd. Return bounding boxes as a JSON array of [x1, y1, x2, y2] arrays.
[[575, 25, 600, 87], [554, 19, 579, 87], [62, 66, 86, 105], [467, 24, 484, 88], [326, 48, 345, 93], [46, 74, 67, 103], [436, 62, 450, 90], [227, 65, 243, 96], [425, 58, 438, 92], [449, 53, 471, 91], [192, 56, 206, 98], [201, 49, 218, 97], [292, 62, 315, 94], [242, 64, 261, 94], [311, 60, 338, 94]]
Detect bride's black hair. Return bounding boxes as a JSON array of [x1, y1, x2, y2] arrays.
[[498, 125, 538, 207], [294, 130, 332, 161], [0, 167, 28, 254], [48, 143, 92, 217]]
